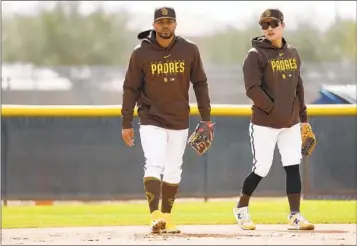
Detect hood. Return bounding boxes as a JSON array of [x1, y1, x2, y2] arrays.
[[137, 29, 179, 51], [251, 36, 287, 49]]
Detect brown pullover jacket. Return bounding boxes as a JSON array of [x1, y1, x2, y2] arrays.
[[121, 30, 211, 130], [243, 36, 307, 128]]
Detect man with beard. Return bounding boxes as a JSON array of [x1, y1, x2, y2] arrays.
[[121, 7, 212, 234]]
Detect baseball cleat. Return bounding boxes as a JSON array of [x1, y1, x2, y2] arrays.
[[161, 213, 181, 233], [287, 212, 315, 230], [150, 210, 166, 234], [233, 207, 256, 230]]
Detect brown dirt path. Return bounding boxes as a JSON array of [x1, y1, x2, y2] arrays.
[[2, 224, 356, 245]]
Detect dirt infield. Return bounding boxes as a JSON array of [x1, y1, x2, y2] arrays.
[[2, 224, 356, 245]]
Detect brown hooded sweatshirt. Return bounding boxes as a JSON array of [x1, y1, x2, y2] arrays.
[[121, 30, 211, 130], [243, 36, 307, 129]]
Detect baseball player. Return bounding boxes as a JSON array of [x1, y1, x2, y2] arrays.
[[121, 7, 212, 234], [233, 9, 315, 231]]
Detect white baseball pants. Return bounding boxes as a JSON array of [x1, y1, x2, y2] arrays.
[[139, 125, 189, 184], [249, 122, 302, 177]]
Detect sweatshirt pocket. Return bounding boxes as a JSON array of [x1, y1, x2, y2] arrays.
[[149, 102, 188, 121], [270, 97, 293, 123], [254, 103, 274, 115]]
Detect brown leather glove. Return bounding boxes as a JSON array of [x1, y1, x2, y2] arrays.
[[301, 123, 316, 156], [188, 121, 215, 156]]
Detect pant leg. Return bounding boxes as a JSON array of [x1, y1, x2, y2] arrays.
[[139, 125, 168, 180], [249, 123, 280, 177], [277, 123, 302, 167], [162, 128, 189, 184]]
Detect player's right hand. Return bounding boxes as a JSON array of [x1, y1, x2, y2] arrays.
[[122, 128, 134, 147]]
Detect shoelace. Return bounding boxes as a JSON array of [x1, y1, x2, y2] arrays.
[[292, 213, 308, 223], [237, 209, 251, 221]]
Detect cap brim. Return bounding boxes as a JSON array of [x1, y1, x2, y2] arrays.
[[154, 17, 176, 22], [259, 17, 279, 24]]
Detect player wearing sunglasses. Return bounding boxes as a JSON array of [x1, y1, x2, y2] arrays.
[[232, 9, 315, 231]]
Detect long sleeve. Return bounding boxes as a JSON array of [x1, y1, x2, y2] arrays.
[[296, 71, 307, 123], [295, 51, 307, 123], [243, 50, 274, 114], [190, 44, 211, 121], [121, 49, 143, 129]]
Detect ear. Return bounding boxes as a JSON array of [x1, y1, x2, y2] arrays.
[[281, 22, 285, 28]]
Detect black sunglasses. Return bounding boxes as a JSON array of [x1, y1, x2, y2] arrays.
[[261, 20, 280, 30]]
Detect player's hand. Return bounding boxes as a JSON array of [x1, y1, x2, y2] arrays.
[[122, 128, 134, 147]]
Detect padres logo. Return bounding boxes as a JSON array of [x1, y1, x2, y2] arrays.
[[146, 192, 155, 203], [161, 8, 168, 16], [264, 10, 271, 17]]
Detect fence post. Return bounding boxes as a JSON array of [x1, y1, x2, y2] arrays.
[[301, 156, 311, 199], [203, 152, 209, 202]]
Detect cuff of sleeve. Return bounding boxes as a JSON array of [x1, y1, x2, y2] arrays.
[[122, 120, 133, 129], [264, 103, 274, 114], [200, 112, 211, 122], [300, 113, 308, 123], [268, 103, 275, 114]]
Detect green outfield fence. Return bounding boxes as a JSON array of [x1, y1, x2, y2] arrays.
[[1, 104, 356, 203]]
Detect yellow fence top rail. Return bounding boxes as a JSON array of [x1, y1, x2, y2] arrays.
[[1, 104, 356, 117]]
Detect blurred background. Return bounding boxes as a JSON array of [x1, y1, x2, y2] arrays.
[[1, 1, 356, 202], [2, 1, 356, 105]]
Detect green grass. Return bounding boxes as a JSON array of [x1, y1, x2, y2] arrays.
[[2, 199, 356, 229]]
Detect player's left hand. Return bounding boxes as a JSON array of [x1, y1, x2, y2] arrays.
[[188, 121, 215, 156], [300, 122, 316, 156]]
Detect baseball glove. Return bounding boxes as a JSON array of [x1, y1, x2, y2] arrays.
[[301, 123, 316, 156], [188, 121, 215, 156]]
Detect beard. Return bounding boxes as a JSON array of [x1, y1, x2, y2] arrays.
[[157, 31, 174, 39]]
